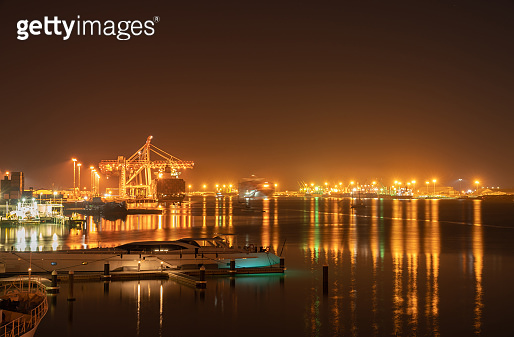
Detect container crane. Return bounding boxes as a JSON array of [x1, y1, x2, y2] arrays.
[[98, 136, 194, 199]]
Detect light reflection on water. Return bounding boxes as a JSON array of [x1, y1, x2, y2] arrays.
[[1, 197, 513, 336]]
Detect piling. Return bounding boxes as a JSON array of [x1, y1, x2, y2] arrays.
[[280, 257, 285, 269], [67, 270, 76, 301], [229, 259, 236, 273], [102, 263, 111, 280], [196, 265, 207, 289], [323, 265, 328, 295]]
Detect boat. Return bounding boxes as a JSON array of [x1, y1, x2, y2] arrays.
[[0, 236, 280, 274], [1, 199, 64, 225], [0, 277, 48, 337]]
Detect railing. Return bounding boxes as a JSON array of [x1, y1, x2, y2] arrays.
[[0, 277, 48, 337]]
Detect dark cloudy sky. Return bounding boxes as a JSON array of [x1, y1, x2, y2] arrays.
[[1, 0, 513, 190]]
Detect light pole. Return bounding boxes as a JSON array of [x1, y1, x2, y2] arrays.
[[412, 180, 416, 197], [458, 178, 463, 195], [72, 158, 77, 196], [90, 166, 95, 195], [475, 180, 480, 194], [77, 163, 82, 196], [95, 172, 100, 195], [432, 179, 437, 195], [426, 181, 429, 194]]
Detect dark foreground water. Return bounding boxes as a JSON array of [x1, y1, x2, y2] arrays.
[[2, 197, 514, 336]]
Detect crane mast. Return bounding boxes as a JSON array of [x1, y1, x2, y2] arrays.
[[99, 136, 194, 200]]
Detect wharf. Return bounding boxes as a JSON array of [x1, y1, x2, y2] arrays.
[[50, 266, 285, 288], [65, 208, 162, 215]]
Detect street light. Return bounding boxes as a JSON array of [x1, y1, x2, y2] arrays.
[[458, 179, 463, 194], [89, 166, 95, 195], [475, 180, 480, 194], [432, 179, 437, 195], [426, 181, 429, 194], [72, 158, 77, 196], [95, 172, 100, 195], [77, 163, 82, 196]]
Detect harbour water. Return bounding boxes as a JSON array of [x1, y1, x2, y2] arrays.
[[1, 197, 514, 336]]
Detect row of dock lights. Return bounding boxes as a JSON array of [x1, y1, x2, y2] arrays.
[[184, 184, 280, 192], [300, 178, 484, 197]]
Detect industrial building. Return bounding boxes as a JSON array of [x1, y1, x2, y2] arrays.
[[1, 172, 24, 200]]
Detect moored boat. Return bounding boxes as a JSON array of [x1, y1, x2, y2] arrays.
[[0, 277, 48, 337], [0, 237, 280, 274]]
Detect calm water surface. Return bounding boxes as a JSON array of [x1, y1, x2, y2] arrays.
[[2, 197, 514, 336]]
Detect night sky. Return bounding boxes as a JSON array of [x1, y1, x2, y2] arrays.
[[1, 0, 513, 190]]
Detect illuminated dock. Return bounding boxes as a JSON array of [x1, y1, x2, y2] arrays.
[[46, 265, 285, 289]]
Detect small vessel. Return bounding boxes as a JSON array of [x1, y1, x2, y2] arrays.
[[0, 277, 48, 337], [0, 236, 280, 274]]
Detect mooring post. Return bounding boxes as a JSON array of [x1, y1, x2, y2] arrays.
[[197, 265, 207, 289], [280, 257, 285, 269], [68, 270, 75, 301], [102, 263, 111, 280], [323, 265, 328, 295], [52, 270, 58, 287], [47, 270, 60, 294], [230, 259, 236, 273]]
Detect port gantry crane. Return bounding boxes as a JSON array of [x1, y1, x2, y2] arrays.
[[98, 136, 194, 199]]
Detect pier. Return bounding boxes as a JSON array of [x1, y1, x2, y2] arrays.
[[39, 265, 285, 289]]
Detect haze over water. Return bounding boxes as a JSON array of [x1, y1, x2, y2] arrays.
[[2, 197, 514, 336]]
